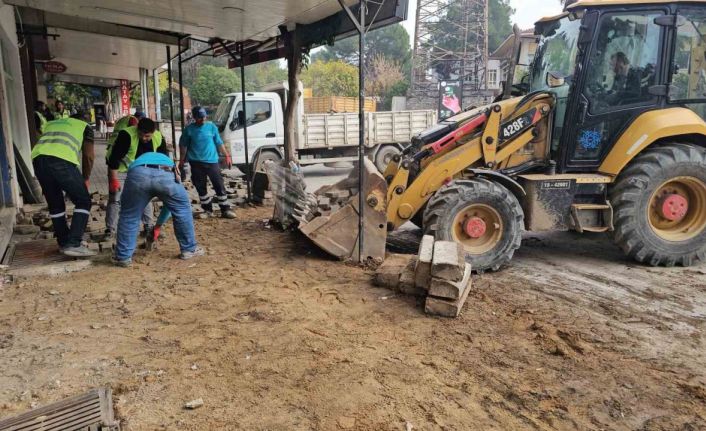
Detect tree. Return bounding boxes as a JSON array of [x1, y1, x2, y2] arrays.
[[190, 65, 241, 107], [244, 61, 288, 90], [301, 60, 359, 97], [365, 54, 405, 109], [489, 0, 514, 52], [316, 24, 412, 72]]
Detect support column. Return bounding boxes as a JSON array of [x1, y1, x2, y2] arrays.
[[166, 46, 177, 160], [238, 42, 252, 202], [283, 29, 302, 163]]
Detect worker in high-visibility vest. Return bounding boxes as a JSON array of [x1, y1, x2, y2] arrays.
[[34, 101, 51, 138], [31, 112, 96, 257], [107, 111, 143, 151], [53, 100, 70, 119], [105, 117, 166, 236]]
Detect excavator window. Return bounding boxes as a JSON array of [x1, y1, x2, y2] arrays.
[[670, 8, 706, 106], [584, 13, 661, 116], [568, 11, 662, 165]]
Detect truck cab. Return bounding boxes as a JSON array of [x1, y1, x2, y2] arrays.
[[213, 91, 287, 170]]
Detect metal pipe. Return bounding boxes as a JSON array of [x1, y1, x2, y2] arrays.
[[357, 1, 366, 263], [177, 37, 186, 128], [166, 45, 177, 161], [238, 42, 252, 202], [153, 68, 161, 121]]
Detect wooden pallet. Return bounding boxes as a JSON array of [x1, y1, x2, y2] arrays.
[[0, 388, 118, 431]]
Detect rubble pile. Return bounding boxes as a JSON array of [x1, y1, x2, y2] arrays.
[[374, 236, 473, 318]]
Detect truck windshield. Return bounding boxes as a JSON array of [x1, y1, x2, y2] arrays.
[[530, 17, 582, 92], [213, 96, 235, 130]]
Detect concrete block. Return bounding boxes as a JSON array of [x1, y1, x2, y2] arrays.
[[399, 257, 426, 297], [429, 263, 472, 300], [425, 265, 473, 318], [13, 224, 41, 235], [414, 235, 435, 289], [374, 254, 412, 289], [431, 241, 465, 282]]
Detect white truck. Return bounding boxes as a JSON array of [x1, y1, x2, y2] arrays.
[[212, 83, 437, 173]]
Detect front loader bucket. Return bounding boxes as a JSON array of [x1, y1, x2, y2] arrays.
[[297, 159, 388, 263]]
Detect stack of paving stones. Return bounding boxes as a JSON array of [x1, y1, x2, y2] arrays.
[[374, 235, 472, 318]]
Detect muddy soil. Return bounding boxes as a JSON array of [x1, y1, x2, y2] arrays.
[[1, 206, 705, 430]]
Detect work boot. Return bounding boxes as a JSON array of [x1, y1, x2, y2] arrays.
[[197, 212, 213, 220], [62, 245, 97, 258], [180, 246, 205, 260], [221, 209, 236, 219], [111, 257, 132, 268]]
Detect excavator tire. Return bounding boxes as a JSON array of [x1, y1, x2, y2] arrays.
[[423, 178, 524, 272], [610, 143, 706, 267]]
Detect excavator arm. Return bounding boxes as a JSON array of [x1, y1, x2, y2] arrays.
[[386, 100, 552, 229]]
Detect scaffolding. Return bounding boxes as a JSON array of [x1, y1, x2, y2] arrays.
[[408, 0, 491, 113]]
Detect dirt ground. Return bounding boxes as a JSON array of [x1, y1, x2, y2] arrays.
[[1, 205, 705, 430]]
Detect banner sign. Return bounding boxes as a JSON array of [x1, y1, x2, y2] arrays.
[[120, 80, 130, 116], [438, 81, 463, 120], [43, 61, 67, 74]]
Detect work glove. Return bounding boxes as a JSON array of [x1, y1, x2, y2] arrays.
[[152, 225, 161, 242], [225, 154, 232, 169], [109, 177, 121, 194]]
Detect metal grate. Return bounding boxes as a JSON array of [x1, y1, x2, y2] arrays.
[[4, 239, 72, 269], [0, 388, 118, 431]]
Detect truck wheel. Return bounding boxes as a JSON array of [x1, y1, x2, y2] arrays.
[[610, 143, 706, 266], [423, 178, 524, 272], [374, 145, 401, 173], [256, 150, 282, 172]]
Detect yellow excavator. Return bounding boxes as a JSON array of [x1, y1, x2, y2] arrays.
[[290, 0, 706, 271]]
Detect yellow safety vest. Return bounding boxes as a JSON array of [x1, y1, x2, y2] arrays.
[[107, 115, 136, 151], [55, 109, 70, 119], [107, 126, 162, 172], [31, 118, 87, 166], [35, 111, 48, 135]]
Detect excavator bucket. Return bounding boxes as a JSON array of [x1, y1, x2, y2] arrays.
[[293, 159, 388, 263]]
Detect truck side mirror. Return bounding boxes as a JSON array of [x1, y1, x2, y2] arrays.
[[229, 119, 237, 131], [237, 110, 246, 125]]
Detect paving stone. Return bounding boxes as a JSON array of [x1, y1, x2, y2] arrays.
[[431, 241, 465, 282], [374, 254, 411, 289], [425, 264, 473, 318], [13, 224, 40, 235], [399, 256, 427, 297], [414, 235, 434, 289], [429, 263, 472, 300]]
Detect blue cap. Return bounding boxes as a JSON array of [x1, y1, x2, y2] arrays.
[[134, 111, 145, 119], [192, 106, 207, 119]]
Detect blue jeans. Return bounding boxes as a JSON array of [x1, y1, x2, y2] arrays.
[[114, 166, 197, 261]]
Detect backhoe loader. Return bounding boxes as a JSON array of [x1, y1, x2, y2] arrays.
[[289, 0, 706, 271]]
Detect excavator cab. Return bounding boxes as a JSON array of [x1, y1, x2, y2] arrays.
[[288, 1, 706, 271]]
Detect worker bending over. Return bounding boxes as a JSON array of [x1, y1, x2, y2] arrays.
[[31, 112, 95, 257], [112, 151, 203, 266], [106, 117, 164, 237], [179, 106, 236, 219]]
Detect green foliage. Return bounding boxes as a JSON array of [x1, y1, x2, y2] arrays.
[[244, 61, 288, 90], [489, 0, 515, 52], [316, 24, 411, 71], [48, 82, 93, 107], [301, 60, 359, 97], [190, 65, 241, 107]]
